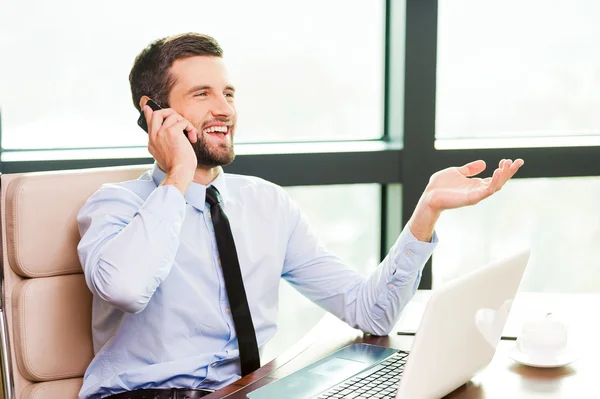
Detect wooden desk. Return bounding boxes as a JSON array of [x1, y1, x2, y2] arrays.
[[205, 292, 600, 398]]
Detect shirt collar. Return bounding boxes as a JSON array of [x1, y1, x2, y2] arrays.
[[151, 163, 229, 212]]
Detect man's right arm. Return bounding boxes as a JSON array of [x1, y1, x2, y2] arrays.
[[77, 183, 186, 314], [78, 103, 198, 313], [79, 103, 197, 313]]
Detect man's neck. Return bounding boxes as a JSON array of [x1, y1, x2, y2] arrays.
[[193, 166, 221, 186]]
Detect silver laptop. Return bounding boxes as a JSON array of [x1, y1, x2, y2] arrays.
[[247, 248, 530, 399]]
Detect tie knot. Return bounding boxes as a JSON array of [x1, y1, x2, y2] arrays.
[[205, 186, 221, 206]]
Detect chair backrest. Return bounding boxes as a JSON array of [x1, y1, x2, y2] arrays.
[[0, 165, 152, 399]]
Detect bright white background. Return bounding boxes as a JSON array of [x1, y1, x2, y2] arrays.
[[436, 0, 600, 141], [0, 0, 384, 149]]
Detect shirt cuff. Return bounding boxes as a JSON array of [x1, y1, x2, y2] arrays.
[[137, 185, 187, 225], [389, 227, 438, 280]]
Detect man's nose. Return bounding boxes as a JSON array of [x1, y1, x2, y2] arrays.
[[211, 95, 235, 118]]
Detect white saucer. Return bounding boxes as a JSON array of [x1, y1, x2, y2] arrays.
[[508, 345, 578, 368]]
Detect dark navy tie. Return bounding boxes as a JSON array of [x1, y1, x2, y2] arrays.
[[205, 186, 260, 376]]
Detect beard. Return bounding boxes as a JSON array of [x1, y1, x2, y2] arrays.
[[191, 129, 236, 169]]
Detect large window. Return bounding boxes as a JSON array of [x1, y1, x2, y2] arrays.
[[433, 177, 600, 292], [402, 0, 600, 291], [0, 0, 384, 150], [436, 0, 600, 146]]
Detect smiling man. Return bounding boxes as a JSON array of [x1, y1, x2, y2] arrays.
[[76, 33, 523, 399]]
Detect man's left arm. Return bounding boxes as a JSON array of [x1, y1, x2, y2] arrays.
[[281, 201, 436, 336], [282, 158, 523, 336]]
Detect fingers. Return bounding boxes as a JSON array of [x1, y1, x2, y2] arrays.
[[148, 107, 178, 138], [161, 113, 184, 130], [510, 158, 525, 173], [169, 119, 198, 141], [486, 158, 524, 193], [484, 168, 503, 194], [186, 130, 198, 143], [457, 160, 486, 177], [448, 158, 524, 209], [144, 106, 198, 142], [499, 159, 512, 184], [499, 158, 525, 181], [498, 158, 524, 175], [184, 121, 199, 143]]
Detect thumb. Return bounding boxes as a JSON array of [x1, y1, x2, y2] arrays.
[[457, 160, 486, 177]]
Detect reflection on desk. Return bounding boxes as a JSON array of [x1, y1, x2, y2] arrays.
[[203, 292, 600, 399]]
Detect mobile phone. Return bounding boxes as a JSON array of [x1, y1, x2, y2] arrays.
[[137, 99, 188, 136], [137, 98, 162, 133]]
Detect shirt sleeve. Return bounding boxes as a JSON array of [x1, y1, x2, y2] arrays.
[[77, 184, 186, 314], [281, 198, 437, 336]]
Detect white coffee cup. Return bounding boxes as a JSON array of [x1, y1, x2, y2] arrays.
[[516, 314, 568, 359]]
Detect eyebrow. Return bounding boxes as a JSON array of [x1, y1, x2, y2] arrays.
[[186, 85, 236, 95]]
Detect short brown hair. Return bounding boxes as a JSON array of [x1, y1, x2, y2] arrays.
[[129, 33, 223, 112]]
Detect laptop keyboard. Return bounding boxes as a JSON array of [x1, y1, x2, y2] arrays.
[[315, 351, 409, 399]]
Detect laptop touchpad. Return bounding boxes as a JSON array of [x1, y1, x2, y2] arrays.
[[308, 357, 366, 378]]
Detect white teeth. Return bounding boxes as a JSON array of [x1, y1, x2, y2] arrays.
[[203, 126, 228, 134]]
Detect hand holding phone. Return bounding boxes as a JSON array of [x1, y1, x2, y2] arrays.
[[138, 98, 198, 194], [137, 99, 190, 137]]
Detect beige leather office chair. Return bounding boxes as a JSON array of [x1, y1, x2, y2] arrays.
[[0, 165, 152, 399]]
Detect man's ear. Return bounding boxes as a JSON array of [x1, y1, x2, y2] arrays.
[[139, 95, 151, 110]]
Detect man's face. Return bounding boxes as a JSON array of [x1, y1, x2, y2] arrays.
[[168, 56, 237, 169]]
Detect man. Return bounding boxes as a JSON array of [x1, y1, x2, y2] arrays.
[[77, 32, 523, 399]]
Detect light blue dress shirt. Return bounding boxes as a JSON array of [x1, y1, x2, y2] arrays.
[[77, 164, 437, 398]]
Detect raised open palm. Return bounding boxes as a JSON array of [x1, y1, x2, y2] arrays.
[[424, 159, 524, 211]]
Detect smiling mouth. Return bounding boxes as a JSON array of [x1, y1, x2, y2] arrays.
[[202, 125, 230, 137]]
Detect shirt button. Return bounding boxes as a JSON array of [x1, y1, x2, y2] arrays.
[[388, 284, 393, 289], [208, 211, 212, 218], [405, 250, 413, 256], [225, 307, 231, 314]]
